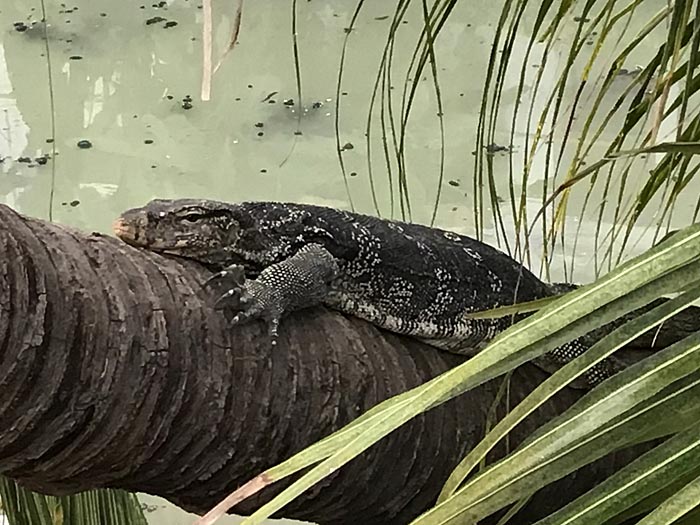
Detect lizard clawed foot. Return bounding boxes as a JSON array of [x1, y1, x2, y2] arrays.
[[205, 265, 283, 345], [202, 244, 339, 347], [204, 264, 249, 311], [225, 288, 283, 346]]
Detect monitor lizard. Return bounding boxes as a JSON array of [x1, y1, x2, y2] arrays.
[[113, 198, 622, 387]]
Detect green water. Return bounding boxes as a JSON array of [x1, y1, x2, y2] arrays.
[[1, 1, 689, 278], [0, 0, 695, 524]]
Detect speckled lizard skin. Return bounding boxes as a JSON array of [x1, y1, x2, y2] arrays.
[[114, 199, 622, 387]]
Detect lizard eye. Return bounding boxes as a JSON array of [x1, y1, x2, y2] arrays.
[[183, 213, 205, 223]]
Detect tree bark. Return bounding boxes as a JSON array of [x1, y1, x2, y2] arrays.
[[0, 204, 688, 524]]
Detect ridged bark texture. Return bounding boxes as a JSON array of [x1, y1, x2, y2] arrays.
[[0, 204, 676, 524]]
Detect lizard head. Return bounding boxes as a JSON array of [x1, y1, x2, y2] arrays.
[[113, 199, 246, 266]]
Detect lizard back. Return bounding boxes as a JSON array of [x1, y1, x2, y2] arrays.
[[232, 202, 551, 351]]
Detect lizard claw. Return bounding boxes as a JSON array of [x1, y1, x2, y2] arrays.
[[206, 264, 249, 311], [209, 276, 282, 346], [226, 308, 280, 346], [213, 287, 244, 310], [267, 317, 280, 346], [228, 297, 265, 324], [204, 264, 246, 290]]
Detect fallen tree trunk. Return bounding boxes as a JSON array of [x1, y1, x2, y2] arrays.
[[0, 204, 687, 524]]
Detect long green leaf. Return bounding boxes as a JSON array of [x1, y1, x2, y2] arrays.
[[634, 471, 700, 525], [411, 331, 700, 524], [531, 423, 700, 525], [438, 278, 700, 503]]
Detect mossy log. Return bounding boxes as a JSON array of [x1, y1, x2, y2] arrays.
[[0, 204, 690, 524]]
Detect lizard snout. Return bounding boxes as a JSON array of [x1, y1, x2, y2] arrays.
[[112, 216, 143, 245]]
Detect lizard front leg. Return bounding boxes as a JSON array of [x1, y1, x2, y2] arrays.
[[205, 243, 340, 343]]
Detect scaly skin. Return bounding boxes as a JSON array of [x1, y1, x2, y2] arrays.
[[113, 198, 622, 386]]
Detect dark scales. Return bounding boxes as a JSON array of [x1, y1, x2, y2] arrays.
[[115, 199, 624, 387]]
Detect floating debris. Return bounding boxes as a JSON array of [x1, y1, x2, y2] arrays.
[[145, 16, 167, 25], [448, 180, 460, 187], [484, 143, 512, 155], [77, 139, 93, 149], [341, 142, 354, 151], [261, 91, 278, 103]]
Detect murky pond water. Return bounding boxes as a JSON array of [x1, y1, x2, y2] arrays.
[[0, 0, 696, 523], [1, 0, 693, 271]]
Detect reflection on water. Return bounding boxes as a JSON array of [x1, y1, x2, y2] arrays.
[[0, 0, 695, 523]]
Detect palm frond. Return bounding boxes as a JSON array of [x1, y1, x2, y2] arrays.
[[0, 476, 146, 525]]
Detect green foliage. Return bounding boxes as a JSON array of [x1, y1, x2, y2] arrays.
[[341, 0, 700, 280], [0, 477, 147, 525]]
